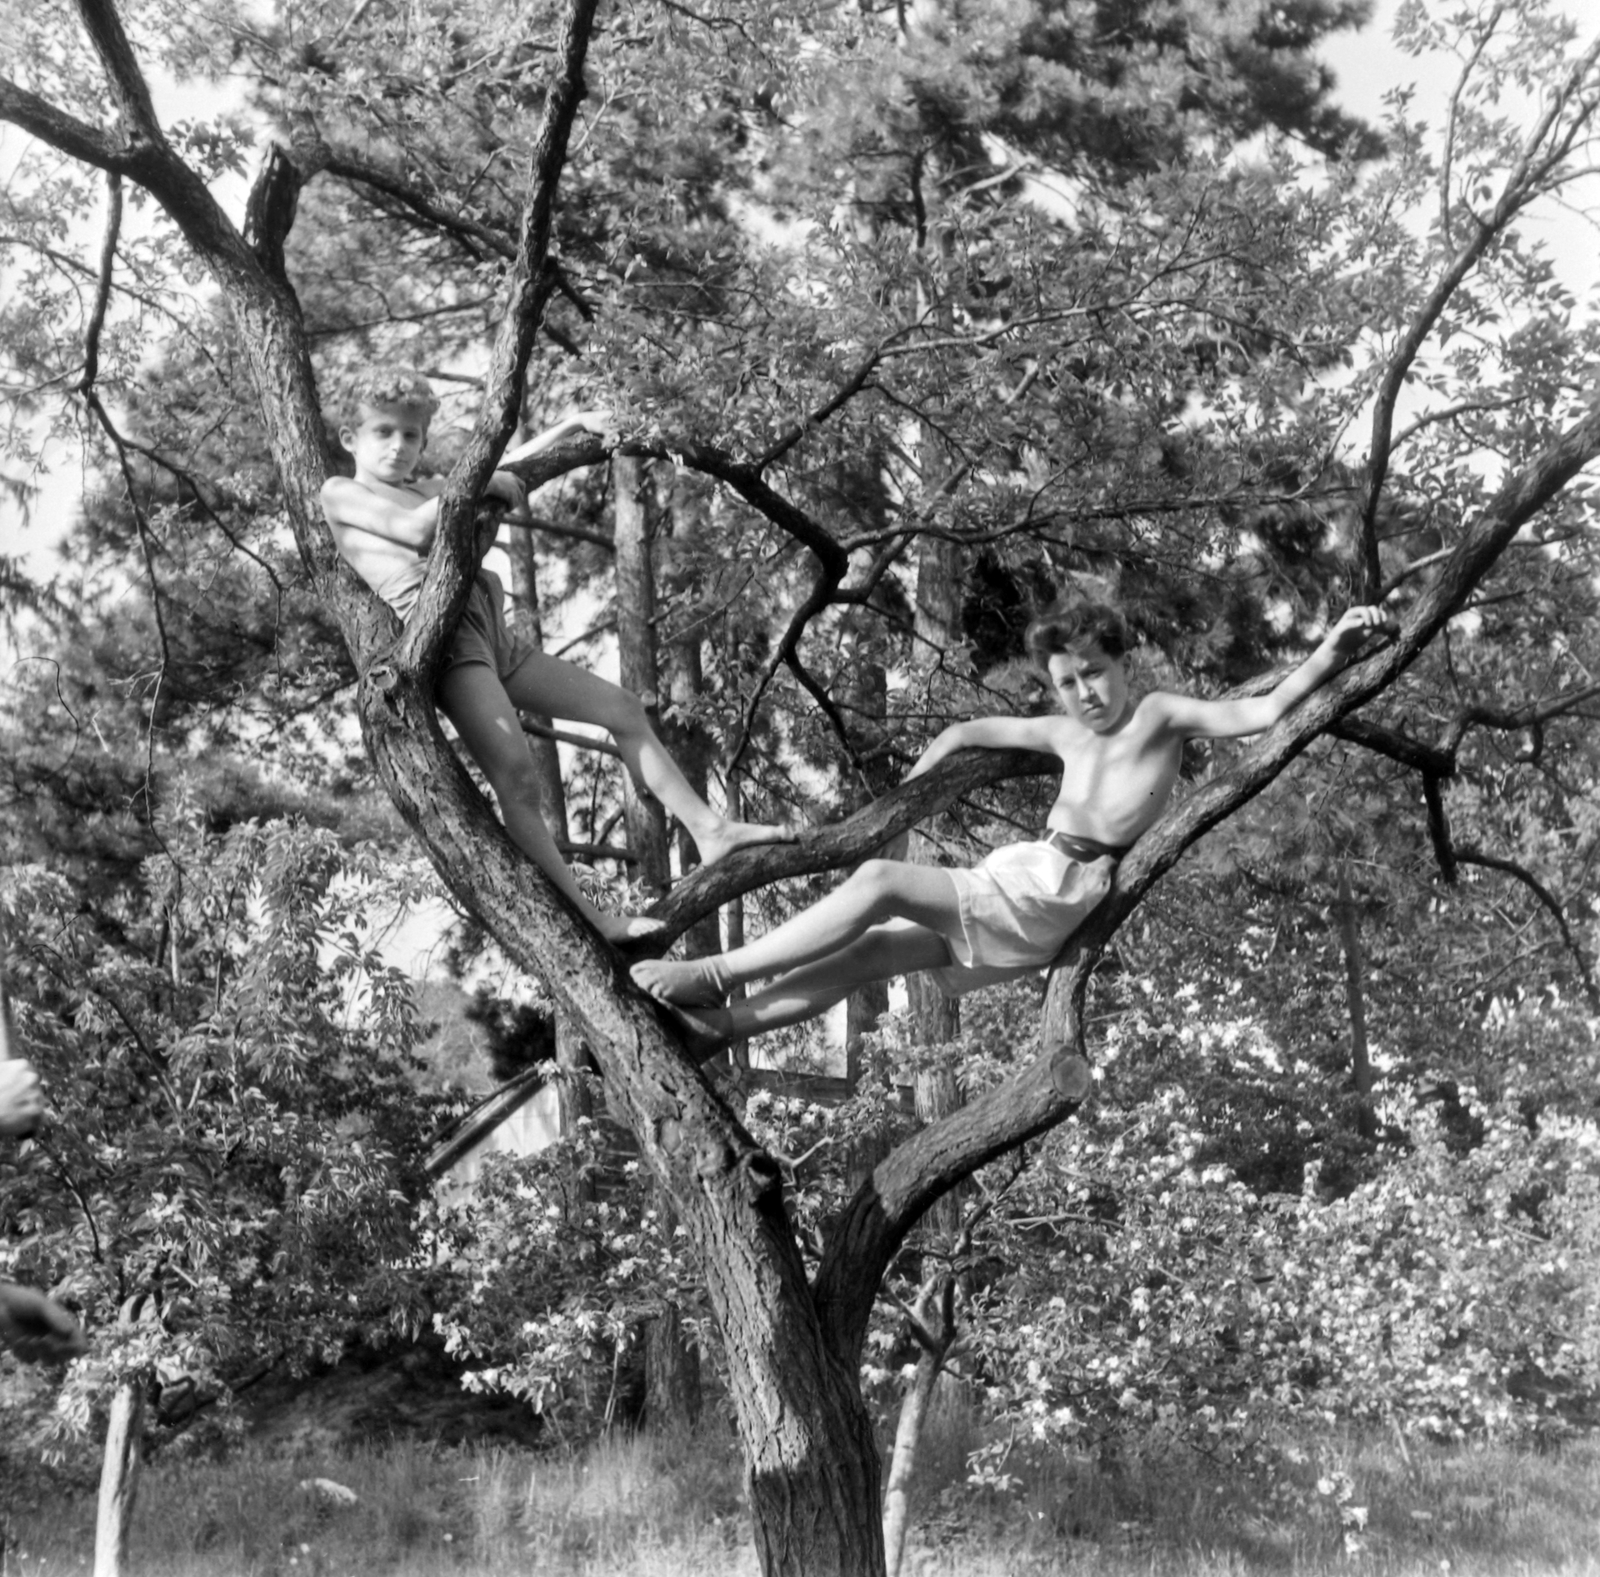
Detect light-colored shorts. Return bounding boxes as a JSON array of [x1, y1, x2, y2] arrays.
[[931, 840, 1115, 999]]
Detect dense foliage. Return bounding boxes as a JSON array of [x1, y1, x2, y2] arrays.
[[0, 821, 444, 1458]]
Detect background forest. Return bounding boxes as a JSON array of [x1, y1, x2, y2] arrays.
[[1, 0, 1598, 1573]]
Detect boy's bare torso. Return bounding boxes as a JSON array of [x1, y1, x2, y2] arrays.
[[1038, 695, 1188, 849], [325, 475, 443, 595]]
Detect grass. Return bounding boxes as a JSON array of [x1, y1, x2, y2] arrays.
[[7, 1411, 1600, 1576]]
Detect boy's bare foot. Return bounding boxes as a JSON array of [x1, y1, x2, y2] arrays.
[[630, 954, 732, 1007], [596, 914, 668, 947], [694, 819, 796, 867]]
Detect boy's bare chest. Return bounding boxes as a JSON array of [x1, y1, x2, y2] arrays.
[[1051, 719, 1183, 821]]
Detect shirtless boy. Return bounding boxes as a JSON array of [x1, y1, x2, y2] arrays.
[[321, 367, 791, 943], [631, 598, 1391, 1038]]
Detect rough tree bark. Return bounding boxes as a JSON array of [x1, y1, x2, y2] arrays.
[[1335, 860, 1377, 1139], [657, 473, 723, 959], [614, 452, 672, 892], [505, 529, 570, 849]]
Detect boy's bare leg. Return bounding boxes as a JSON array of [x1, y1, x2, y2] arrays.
[[502, 651, 793, 865], [438, 664, 664, 944], [687, 921, 954, 1042], [631, 859, 962, 1005]]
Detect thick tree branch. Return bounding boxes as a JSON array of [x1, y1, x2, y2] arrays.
[[0, 77, 125, 169], [79, 171, 122, 398], [644, 747, 1057, 940], [76, 0, 164, 141], [1423, 771, 1457, 883], [1334, 686, 1600, 884], [1328, 715, 1455, 777]]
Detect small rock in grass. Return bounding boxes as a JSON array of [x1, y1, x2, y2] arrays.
[[296, 1477, 359, 1507]]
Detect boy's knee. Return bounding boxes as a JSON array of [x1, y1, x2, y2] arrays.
[[854, 859, 901, 904], [484, 755, 545, 812], [856, 927, 904, 975], [605, 688, 651, 738]]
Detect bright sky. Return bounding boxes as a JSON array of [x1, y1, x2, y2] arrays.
[[1319, 0, 1600, 304]]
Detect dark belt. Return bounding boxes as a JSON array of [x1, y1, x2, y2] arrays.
[[1043, 829, 1131, 862]]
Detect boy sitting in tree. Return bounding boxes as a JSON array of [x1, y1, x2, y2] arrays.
[[632, 598, 1390, 1039], [321, 367, 791, 944]]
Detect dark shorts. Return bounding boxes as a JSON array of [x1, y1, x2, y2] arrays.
[[439, 571, 537, 680]]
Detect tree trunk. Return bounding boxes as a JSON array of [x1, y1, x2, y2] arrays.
[[638, 477, 718, 1422], [93, 1300, 149, 1577], [506, 527, 569, 844], [881, 1280, 956, 1577], [730, 1339, 886, 1577], [836, 446, 899, 1084], [840, 603, 891, 1085], [722, 769, 752, 1073], [877, 457, 971, 1560], [509, 516, 596, 1186], [1335, 861, 1378, 1139], [658, 473, 722, 958], [643, 1287, 702, 1433], [613, 453, 672, 893]]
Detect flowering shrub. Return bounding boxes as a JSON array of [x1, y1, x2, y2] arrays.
[[430, 1112, 704, 1441], [959, 1035, 1600, 1461]]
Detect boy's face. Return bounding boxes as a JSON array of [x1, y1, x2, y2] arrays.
[[341, 401, 429, 485], [1047, 641, 1130, 732]]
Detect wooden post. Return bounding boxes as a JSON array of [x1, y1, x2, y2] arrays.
[[880, 1278, 955, 1577], [93, 1298, 149, 1577], [1335, 860, 1378, 1139]]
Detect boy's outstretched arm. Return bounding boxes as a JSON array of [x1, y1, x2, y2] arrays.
[[501, 409, 616, 466], [873, 716, 1061, 858], [1159, 605, 1394, 742], [483, 412, 617, 539], [903, 714, 1065, 781]]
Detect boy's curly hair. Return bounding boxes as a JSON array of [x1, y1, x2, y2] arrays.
[[1024, 599, 1133, 670], [333, 366, 440, 432]]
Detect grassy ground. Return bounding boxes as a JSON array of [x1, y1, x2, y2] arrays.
[[7, 1417, 1600, 1576]]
